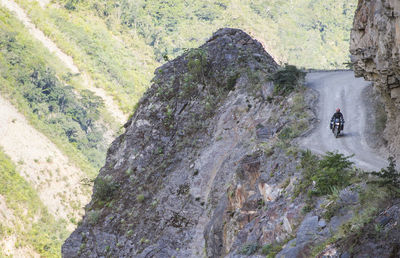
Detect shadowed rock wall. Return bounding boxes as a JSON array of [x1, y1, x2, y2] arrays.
[[350, 0, 400, 158]]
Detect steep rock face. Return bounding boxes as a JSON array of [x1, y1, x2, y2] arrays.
[[62, 28, 317, 257], [350, 0, 400, 157]]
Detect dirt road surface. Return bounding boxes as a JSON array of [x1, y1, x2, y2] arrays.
[[300, 71, 387, 171]]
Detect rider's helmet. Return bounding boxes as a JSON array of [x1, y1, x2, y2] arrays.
[[336, 108, 340, 112]]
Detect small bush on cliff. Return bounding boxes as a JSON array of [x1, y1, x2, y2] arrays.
[[87, 210, 101, 225], [293, 150, 319, 198], [271, 65, 305, 95], [261, 243, 283, 256], [312, 152, 354, 195], [136, 194, 145, 203], [186, 48, 208, 81], [240, 243, 259, 255], [295, 151, 354, 197], [93, 175, 118, 201], [370, 157, 400, 196]]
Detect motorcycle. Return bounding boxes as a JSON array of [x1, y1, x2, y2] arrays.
[[331, 118, 341, 138]]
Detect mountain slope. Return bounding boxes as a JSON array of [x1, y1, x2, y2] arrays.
[[0, 149, 69, 257], [55, 0, 356, 69], [0, 6, 110, 171], [62, 28, 399, 257], [62, 28, 314, 257], [0, 5, 116, 256], [0, 95, 89, 222], [14, 0, 159, 113], [1, 0, 126, 124], [9, 0, 357, 116]]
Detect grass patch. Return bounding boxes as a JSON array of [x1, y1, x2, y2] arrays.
[[261, 243, 284, 257], [0, 148, 67, 257], [136, 194, 145, 203], [240, 242, 259, 255]]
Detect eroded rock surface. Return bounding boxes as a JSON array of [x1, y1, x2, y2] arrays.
[[62, 28, 320, 257], [350, 0, 400, 158]]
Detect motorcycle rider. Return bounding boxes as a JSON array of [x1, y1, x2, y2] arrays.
[[330, 108, 344, 130]]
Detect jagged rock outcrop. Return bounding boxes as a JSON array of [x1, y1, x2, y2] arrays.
[[350, 0, 400, 157], [62, 28, 320, 257]]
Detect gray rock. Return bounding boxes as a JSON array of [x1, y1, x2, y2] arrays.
[[297, 216, 319, 241], [256, 127, 274, 139], [340, 252, 350, 258], [61, 27, 321, 258], [62, 28, 283, 257], [377, 216, 391, 227], [318, 218, 327, 228], [350, 0, 400, 161], [277, 216, 320, 257], [324, 211, 353, 235], [339, 188, 358, 205]]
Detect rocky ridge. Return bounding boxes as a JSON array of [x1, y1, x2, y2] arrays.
[[62, 28, 319, 257]]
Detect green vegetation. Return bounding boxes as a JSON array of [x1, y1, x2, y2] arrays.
[[271, 65, 306, 96], [261, 243, 284, 256], [93, 175, 119, 202], [240, 242, 259, 255], [50, 0, 355, 69], [370, 157, 400, 196], [274, 69, 310, 142], [136, 194, 145, 203], [310, 182, 389, 256], [0, 7, 109, 173], [11, 0, 356, 116], [312, 152, 354, 195], [87, 210, 101, 225], [295, 155, 400, 255], [294, 150, 354, 197], [0, 148, 67, 257], [15, 0, 158, 113], [308, 157, 400, 255]]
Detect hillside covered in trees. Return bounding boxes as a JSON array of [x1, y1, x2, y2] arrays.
[[17, 0, 356, 111]]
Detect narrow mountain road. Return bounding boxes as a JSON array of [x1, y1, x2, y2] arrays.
[[300, 71, 387, 171], [0, 0, 127, 124]]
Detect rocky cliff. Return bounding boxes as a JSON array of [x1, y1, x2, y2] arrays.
[[61, 28, 326, 257], [61, 25, 400, 257], [350, 0, 400, 157]]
